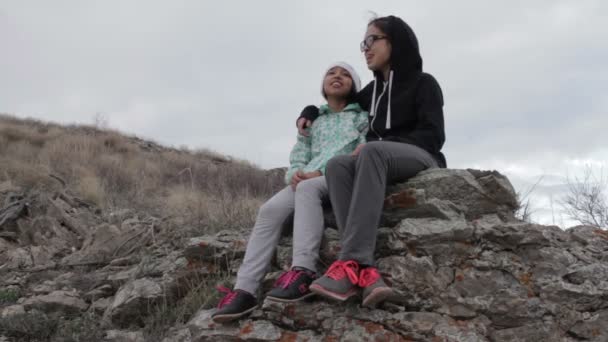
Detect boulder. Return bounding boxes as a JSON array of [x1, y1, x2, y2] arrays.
[[104, 329, 145, 342], [178, 169, 606, 341], [183, 229, 248, 270], [0, 304, 25, 318], [104, 278, 164, 327], [22, 290, 88, 315]]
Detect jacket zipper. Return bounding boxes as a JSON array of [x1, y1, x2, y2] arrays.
[[370, 82, 388, 141]]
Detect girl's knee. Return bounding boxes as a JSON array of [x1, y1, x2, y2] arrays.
[[327, 155, 354, 174], [360, 141, 384, 155], [258, 199, 291, 219], [295, 178, 324, 197]]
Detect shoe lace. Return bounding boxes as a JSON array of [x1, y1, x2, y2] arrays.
[[358, 267, 380, 287], [273, 270, 303, 289], [326, 260, 359, 284], [216, 285, 238, 309]]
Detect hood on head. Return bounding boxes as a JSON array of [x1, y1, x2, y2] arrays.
[[373, 16, 423, 80], [368, 16, 424, 129]]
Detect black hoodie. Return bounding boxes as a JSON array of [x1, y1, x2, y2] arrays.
[[301, 16, 446, 168]]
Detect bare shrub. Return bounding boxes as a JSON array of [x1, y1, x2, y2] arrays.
[[515, 176, 543, 223], [93, 112, 109, 129], [561, 166, 607, 228]]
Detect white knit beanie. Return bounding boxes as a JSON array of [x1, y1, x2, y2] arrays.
[[321, 61, 361, 98]]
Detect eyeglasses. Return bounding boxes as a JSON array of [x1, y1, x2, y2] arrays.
[[360, 35, 387, 52]]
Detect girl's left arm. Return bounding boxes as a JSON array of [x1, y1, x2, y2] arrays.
[[285, 133, 312, 184], [355, 111, 369, 145]]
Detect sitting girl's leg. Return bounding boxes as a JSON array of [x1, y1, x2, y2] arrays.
[[311, 141, 438, 307], [341, 141, 437, 264], [213, 186, 295, 322], [348, 142, 436, 307], [324, 155, 357, 233], [267, 177, 327, 302], [266, 177, 327, 302], [291, 176, 328, 272], [236, 186, 296, 293]]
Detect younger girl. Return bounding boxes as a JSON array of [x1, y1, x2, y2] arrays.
[[212, 62, 368, 323]]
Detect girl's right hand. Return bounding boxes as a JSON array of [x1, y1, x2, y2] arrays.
[[351, 143, 366, 156], [291, 171, 305, 190], [297, 118, 312, 136]]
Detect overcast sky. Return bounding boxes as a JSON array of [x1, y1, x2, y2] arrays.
[[1, 1, 607, 226]]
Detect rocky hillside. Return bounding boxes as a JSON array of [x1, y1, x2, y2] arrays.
[[0, 113, 283, 233], [1, 115, 607, 341], [0, 114, 283, 341]]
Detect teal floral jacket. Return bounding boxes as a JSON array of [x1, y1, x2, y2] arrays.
[[285, 103, 368, 184]]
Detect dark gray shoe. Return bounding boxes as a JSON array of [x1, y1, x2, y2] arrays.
[[266, 268, 317, 302], [359, 267, 393, 308], [309, 260, 360, 301], [211, 286, 257, 323]]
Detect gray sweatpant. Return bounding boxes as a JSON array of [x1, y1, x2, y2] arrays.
[[325, 141, 438, 265], [234, 176, 327, 295]]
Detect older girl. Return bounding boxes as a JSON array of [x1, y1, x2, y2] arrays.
[[298, 16, 446, 308]]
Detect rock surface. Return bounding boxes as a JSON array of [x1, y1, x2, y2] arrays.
[[2, 168, 607, 341], [104, 278, 163, 326], [21, 290, 88, 315], [175, 169, 607, 341]]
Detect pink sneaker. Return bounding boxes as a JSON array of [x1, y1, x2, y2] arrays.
[[309, 260, 360, 301], [359, 267, 393, 308]]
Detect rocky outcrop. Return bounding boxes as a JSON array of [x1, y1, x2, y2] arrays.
[[177, 220, 607, 341], [2, 168, 606, 341], [175, 169, 607, 341]]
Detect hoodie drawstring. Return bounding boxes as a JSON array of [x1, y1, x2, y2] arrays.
[[370, 77, 378, 117], [369, 70, 394, 132], [386, 70, 394, 130]]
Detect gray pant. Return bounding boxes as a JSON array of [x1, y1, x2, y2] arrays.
[[325, 141, 438, 265], [235, 176, 327, 295]]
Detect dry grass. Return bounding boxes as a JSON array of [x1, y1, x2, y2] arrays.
[[0, 113, 283, 236], [0, 311, 59, 341], [142, 271, 232, 342], [0, 288, 20, 305], [0, 311, 105, 342]]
